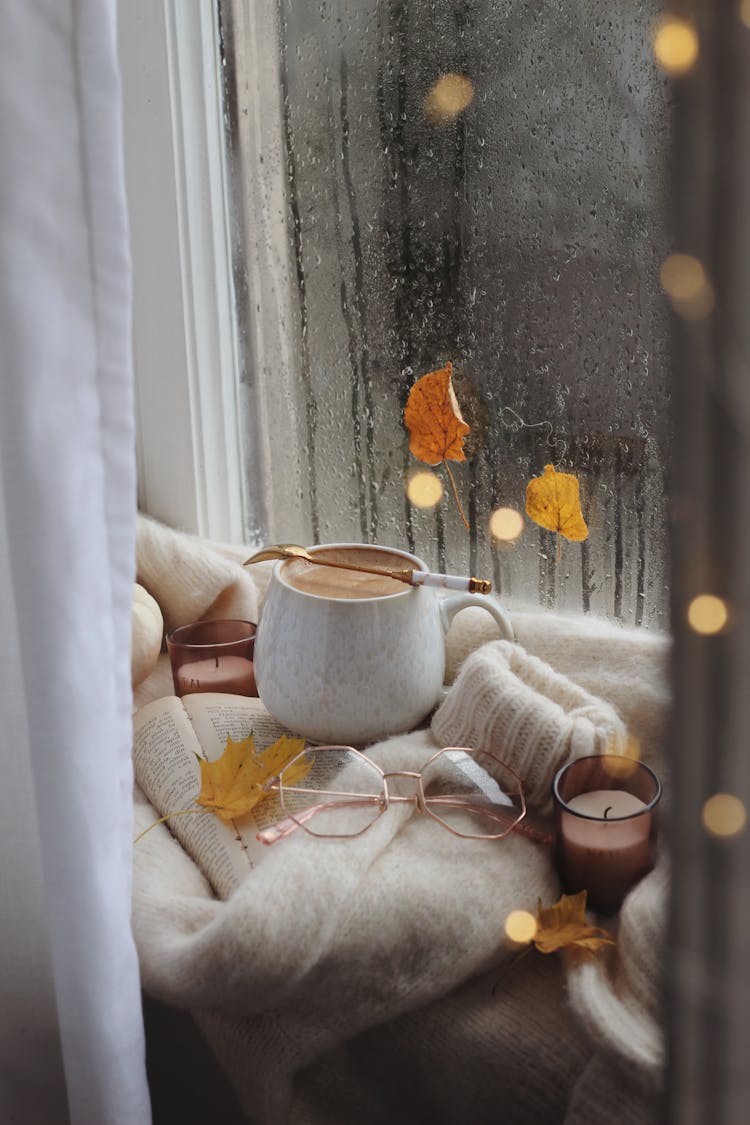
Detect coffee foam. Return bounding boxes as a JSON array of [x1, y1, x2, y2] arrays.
[[282, 548, 409, 600]]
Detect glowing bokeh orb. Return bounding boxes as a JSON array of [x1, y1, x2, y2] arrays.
[[406, 470, 444, 509], [702, 794, 747, 838], [660, 254, 706, 300], [653, 17, 699, 76], [687, 594, 729, 635], [424, 73, 475, 125], [504, 910, 538, 944], [489, 507, 525, 542], [660, 254, 715, 320]]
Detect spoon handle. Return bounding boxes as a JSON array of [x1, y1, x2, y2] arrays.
[[411, 571, 491, 595], [243, 546, 492, 595], [282, 557, 492, 595], [315, 560, 491, 594]]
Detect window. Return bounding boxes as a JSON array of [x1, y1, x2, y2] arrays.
[[119, 6, 750, 1116], [218, 0, 671, 625]]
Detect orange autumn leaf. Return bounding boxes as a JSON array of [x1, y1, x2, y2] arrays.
[[196, 732, 306, 822], [404, 362, 470, 466], [533, 891, 615, 955], [525, 464, 589, 542]]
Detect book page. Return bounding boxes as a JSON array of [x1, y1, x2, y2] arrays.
[[182, 693, 289, 757], [133, 697, 257, 899], [182, 693, 297, 841]]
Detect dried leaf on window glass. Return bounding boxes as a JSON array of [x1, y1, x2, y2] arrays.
[[404, 362, 470, 465], [534, 891, 615, 956], [404, 362, 472, 529], [196, 733, 306, 821], [525, 464, 589, 542]]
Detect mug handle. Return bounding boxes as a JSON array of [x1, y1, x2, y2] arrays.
[[438, 592, 514, 642]]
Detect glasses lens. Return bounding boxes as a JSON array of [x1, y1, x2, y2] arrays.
[[421, 748, 523, 838], [279, 746, 384, 837]]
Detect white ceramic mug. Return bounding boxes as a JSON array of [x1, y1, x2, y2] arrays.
[[254, 543, 513, 745]]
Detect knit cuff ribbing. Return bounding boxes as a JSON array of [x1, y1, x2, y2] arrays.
[[432, 640, 627, 812]]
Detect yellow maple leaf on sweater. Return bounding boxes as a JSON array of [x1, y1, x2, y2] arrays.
[[534, 891, 615, 955], [196, 733, 307, 821]]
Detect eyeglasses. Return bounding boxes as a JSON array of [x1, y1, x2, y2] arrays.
[[256, 744, 553, 847]]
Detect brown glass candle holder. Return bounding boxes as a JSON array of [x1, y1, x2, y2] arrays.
[[166, 619, 257, 698], [552, 755, 661, 914]]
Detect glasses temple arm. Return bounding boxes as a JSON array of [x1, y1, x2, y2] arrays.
[[425, 795, 554, 845], [257, 794, 382, 846]]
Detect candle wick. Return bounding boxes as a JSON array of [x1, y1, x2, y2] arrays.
[[603, 805, 613, 819]]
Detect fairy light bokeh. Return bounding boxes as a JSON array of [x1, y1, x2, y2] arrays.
[[702, 794, 747, 838], [423, 73, 475, 125], [504, 909, 538, 944], [406, 469, 444, 509], [660, 253, 715, 320], [653, 16, 699, 75], [660, 254, 705, 300], [687, 594, 729, 635], [489, 506, 525, 542]]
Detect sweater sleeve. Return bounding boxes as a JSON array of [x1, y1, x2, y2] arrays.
[[432, 639, 627, 812]]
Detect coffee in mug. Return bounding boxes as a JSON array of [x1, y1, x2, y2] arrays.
[[283, 547, 407, 600], [254, 543, 514, 745]]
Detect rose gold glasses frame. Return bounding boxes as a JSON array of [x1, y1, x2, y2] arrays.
[[257, 745, 552, 847]]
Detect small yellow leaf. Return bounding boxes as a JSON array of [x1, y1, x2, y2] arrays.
[[525, 464, 589, 542], [196, 733, 306, 822], [533, 891, 615, 955], [257, 736, 309, 787], [404, 362, 470, 466]]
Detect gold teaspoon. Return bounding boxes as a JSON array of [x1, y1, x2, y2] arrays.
[[243, 544, 491, 595]]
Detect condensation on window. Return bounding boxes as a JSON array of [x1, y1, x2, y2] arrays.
[[219, 0, 672, 626]]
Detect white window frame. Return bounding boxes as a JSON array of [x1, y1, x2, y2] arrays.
[[119, 0, 246, 543]]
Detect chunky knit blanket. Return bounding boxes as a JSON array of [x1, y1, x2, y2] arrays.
[[132, 515, 670, 1124]]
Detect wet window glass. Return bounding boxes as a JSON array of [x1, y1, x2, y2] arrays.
[[219, 0, 671, 626]]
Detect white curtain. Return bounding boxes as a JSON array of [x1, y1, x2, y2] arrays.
[[0, 2, 150, 1123]]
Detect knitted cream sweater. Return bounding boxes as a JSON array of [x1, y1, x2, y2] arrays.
[[433, 638, 628, 812], [435, 622, 668, 1089], [132, 515, 670, 1124]]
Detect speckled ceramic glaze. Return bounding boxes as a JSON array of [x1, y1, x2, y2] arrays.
[[254, 543, 513, 745]]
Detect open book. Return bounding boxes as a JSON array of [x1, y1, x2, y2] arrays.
[[133, 694, 293, 899]]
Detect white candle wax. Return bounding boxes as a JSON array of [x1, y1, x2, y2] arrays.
[[565, 789, 646, 820], [175, 655, 256, 697], [559, 788, 653, 912]]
